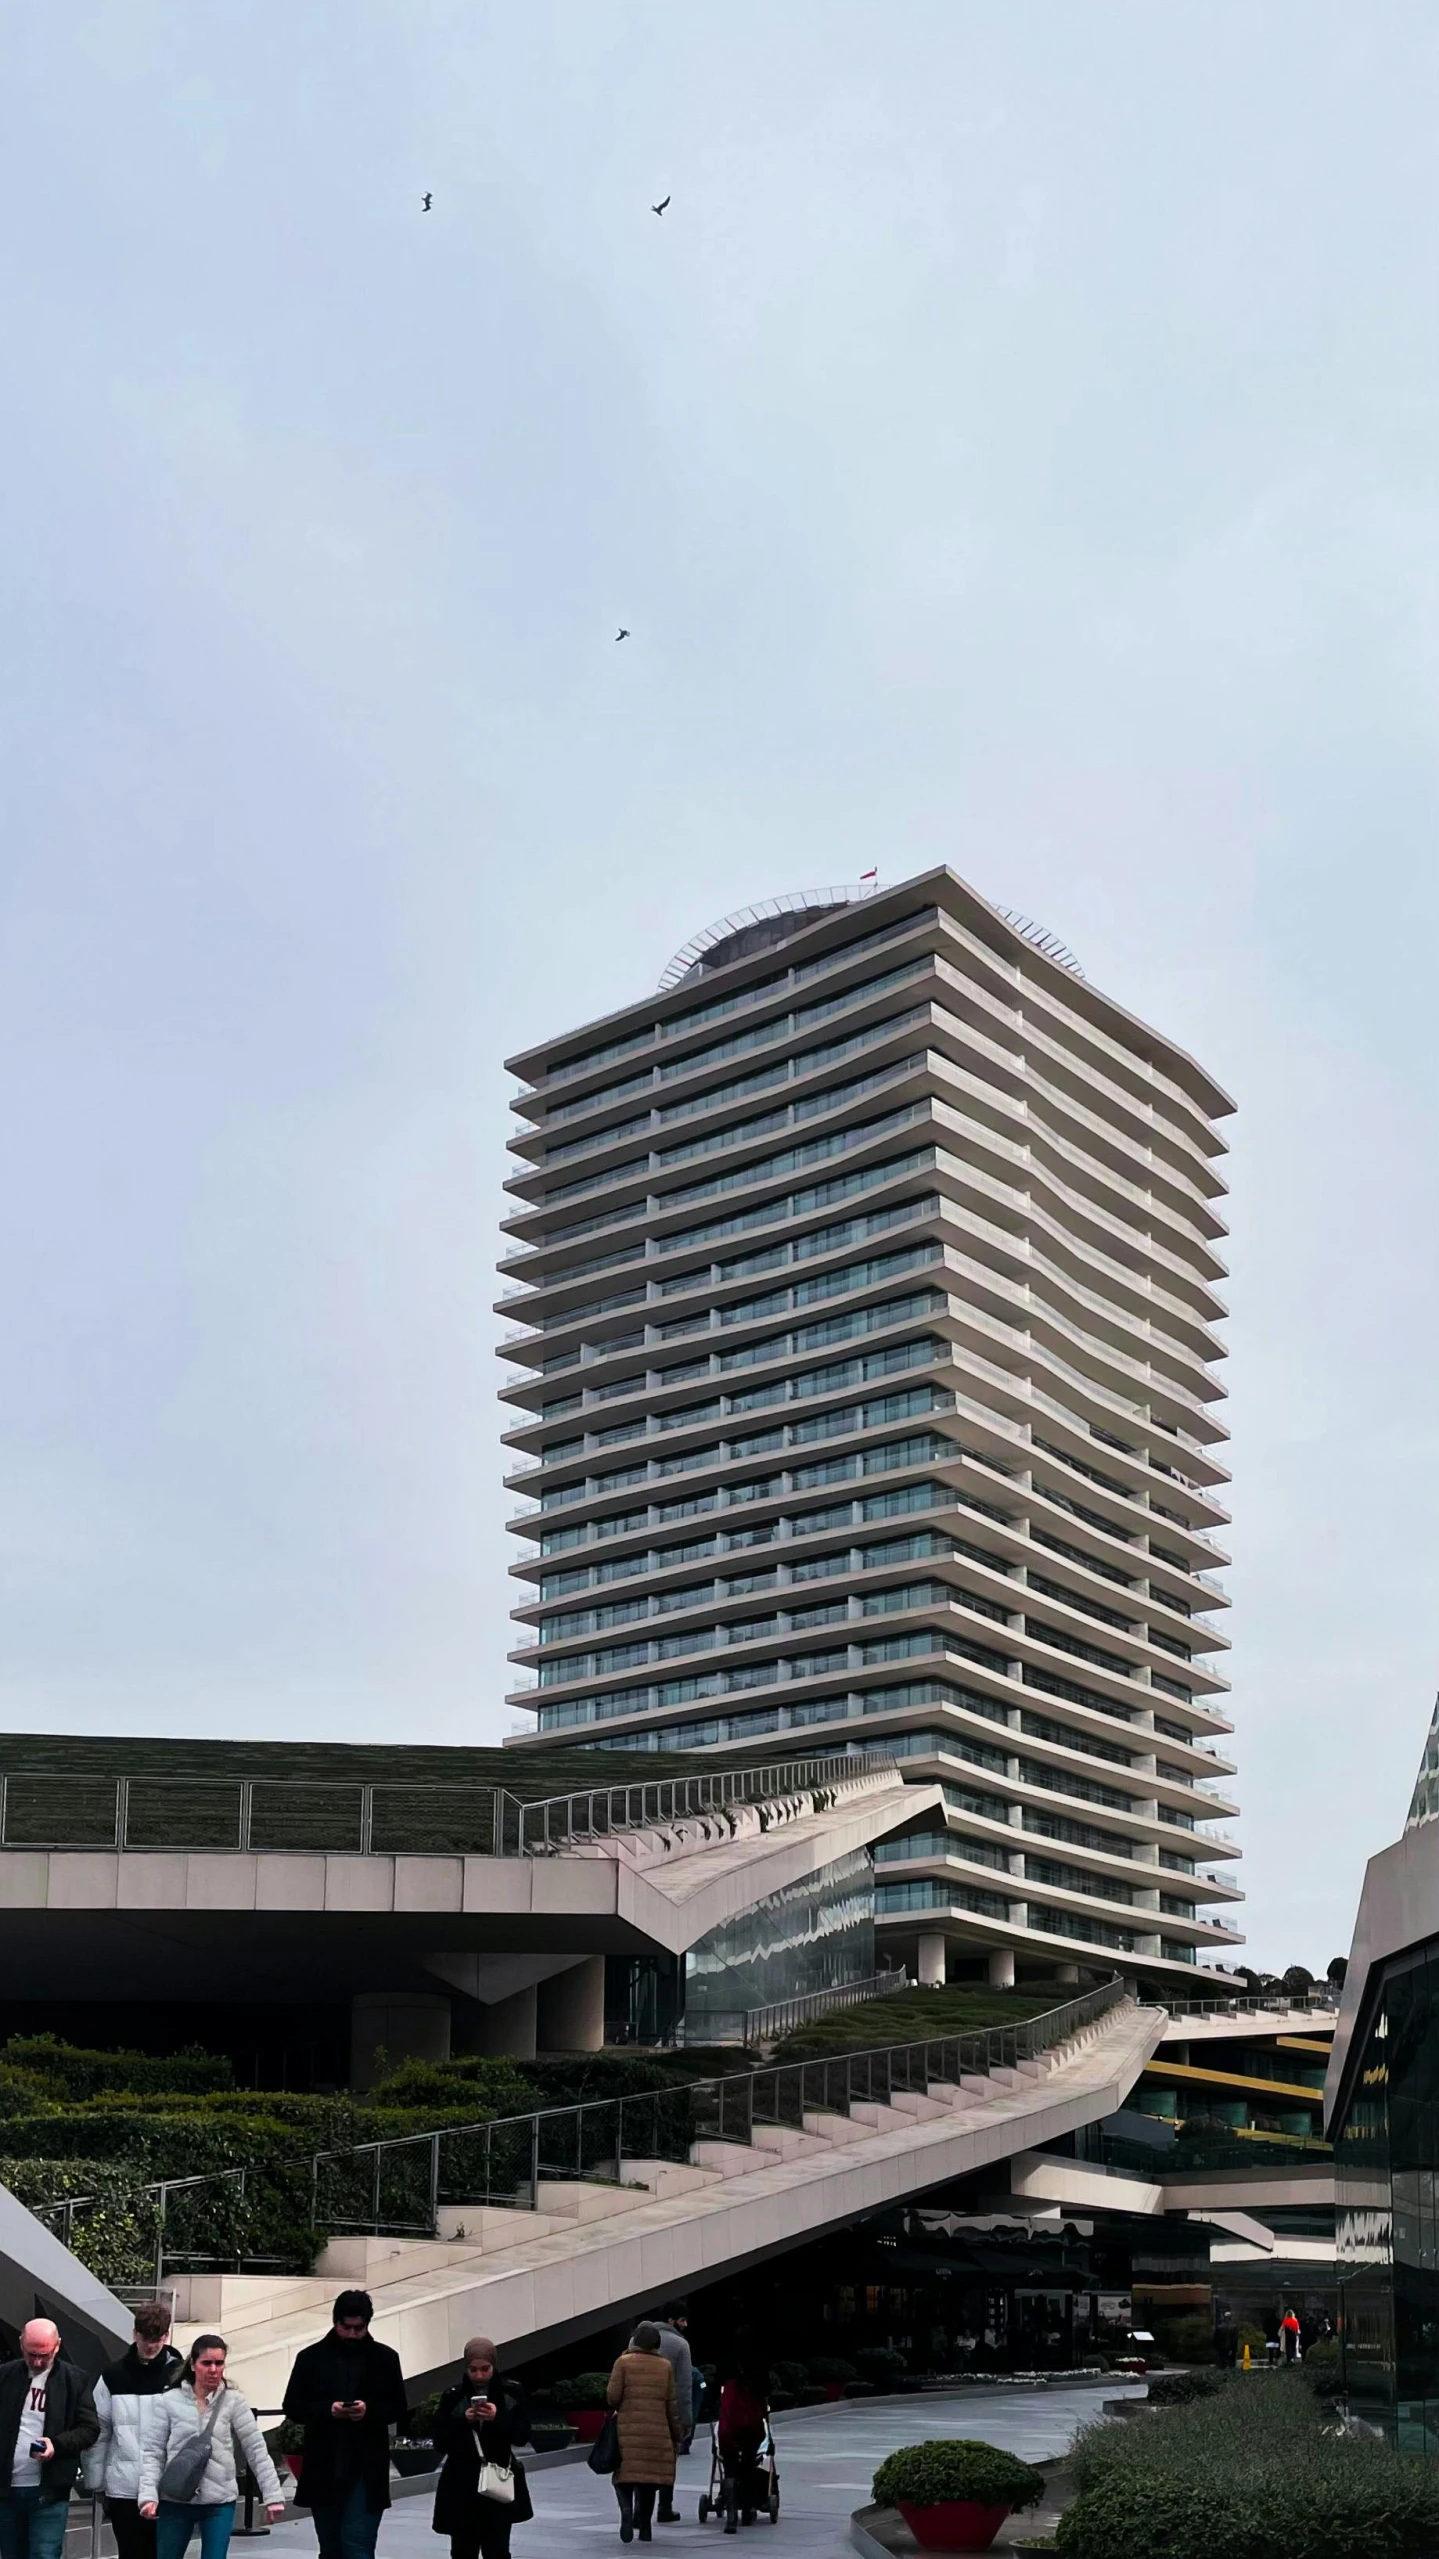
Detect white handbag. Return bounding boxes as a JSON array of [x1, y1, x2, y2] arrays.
[[477, 2459, 515, 2504]]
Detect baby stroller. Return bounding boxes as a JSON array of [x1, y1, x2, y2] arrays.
[[697, 2420, 780, 2527]]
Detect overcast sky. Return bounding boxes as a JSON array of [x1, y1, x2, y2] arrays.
[[3, 3, 1437, 1973]]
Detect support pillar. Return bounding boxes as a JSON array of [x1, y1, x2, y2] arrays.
[[536, 1954, 606, 2051], [474, 1984, 538, 2060], [1055, 1963, 1081, 1986], [987, 1947, 1016, 1989], [917, 1932, 947, 1989], [350, 1992, 451, 2091]]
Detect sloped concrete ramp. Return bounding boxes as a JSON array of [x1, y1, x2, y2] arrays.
[[178, 1996, 1163, 2401]]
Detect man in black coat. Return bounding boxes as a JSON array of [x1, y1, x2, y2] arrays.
[[0, 2319, 99, 2559], [282, 2290, 407, 2559]]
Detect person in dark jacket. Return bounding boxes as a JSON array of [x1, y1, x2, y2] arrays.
[[0, 2320, 99, 2559], [716, 2339, 769, 2537], [281, 2291, 407, 2559], [430, 2339, 531, 2559], [85, 2301, 184, 2559]]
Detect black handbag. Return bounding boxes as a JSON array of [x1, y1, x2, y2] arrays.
[[586, 2412, 620, 2475]]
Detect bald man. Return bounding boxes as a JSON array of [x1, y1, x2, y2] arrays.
[[0, 2320, 98, 2559]]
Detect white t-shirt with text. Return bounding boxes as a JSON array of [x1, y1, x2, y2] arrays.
[[12, 2377, 48, 2488]]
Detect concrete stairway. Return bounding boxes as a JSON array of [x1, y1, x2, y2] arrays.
[[175, 1996, 1163, 2405]]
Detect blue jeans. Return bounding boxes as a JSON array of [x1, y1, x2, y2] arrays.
[[155, 2501, 236, 2559], [310, 2482, 382, 2559], [0, 2492, 71, 2559]]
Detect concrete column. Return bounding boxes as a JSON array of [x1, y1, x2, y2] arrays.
[[537, 1955, 606, 2051], [474, 1984, 538, 2060], [1055, 1963, 1081, 1985], [987, 1947, 1016, 1989], [917, 1933, 947, 1989], [350, 1992, 451, 2091]]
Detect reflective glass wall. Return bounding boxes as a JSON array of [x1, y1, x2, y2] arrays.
[[683, 1845, 875, 2037], [1336, 1938, 1439, 2448]]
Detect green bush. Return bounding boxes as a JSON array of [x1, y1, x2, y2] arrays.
[[1146, 2370, 1224, 2407], [772, 1986, 1055, 2063], [367, 2057, 544, 2115], [872, 2442, 1046, 2513], [1059, 2371, 1439, 2559], [552, 2371, 612, 2410], [854, 2347, 909, 2391], [3, 2036, 233, 2098], [1153, 2314, 1216, 2366], [770, 2362, 809, 2396], [0, 2159, 160, 2286], [807, 2358, 859, 2387]]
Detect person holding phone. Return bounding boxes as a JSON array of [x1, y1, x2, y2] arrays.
[[0, 2320, 98, 2559], [430, 2341, 532, 2559], [281, 2291, 407, 2559]]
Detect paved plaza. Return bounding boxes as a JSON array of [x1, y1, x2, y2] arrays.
[[257, 2382, 1144, 2559]]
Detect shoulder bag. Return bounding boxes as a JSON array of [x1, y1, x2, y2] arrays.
[[477, 2455, 516, 2504], [586, 2411, 620, 2475], [158, 2395, 225, 2504]]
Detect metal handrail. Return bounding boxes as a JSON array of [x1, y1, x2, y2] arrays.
[[495, 1751, 897, 1855], [305, 1978, 1129, 2240]]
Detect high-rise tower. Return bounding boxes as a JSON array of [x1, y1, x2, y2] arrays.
[[498, 874, 1242, 1990]]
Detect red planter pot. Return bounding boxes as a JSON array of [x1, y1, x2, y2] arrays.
[[898, 2500, 1011, 2553], [285, 2457, 304, 2485], [571, 2410, 609, 2441], [822, 2384, 847, 2402]]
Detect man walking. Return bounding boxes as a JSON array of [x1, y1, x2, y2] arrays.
[[0, 2319, 98, 2559], [647, 2309, 693, 2523], [282, 2290, 406, 2559], [85, 2300, 182, 2559]]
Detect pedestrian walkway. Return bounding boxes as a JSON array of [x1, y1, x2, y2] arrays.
[[257, 2381, 1144, 2559]]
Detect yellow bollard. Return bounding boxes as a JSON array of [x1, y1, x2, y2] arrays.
[[1242, 2340, 1251, 2372]]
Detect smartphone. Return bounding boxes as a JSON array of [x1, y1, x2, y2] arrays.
[[28, 2446, 44, 2460]]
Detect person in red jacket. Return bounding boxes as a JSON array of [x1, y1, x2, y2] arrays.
[[1280, 2309, 1302, 2365], [715, 2344, 768, 2538]]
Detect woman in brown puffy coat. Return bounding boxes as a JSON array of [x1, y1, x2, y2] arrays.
[[606, 2325, 680, 2544]]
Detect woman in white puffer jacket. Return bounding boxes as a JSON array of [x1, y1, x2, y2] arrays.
[[137, 2336, 285, 2559]]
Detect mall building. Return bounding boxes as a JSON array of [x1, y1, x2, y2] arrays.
[[499, 869, 1243, 1993]]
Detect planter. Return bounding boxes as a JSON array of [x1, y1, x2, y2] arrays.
[[823, 2383, 846, 2402], [392, 2446, 441, 2478], [570, 2409, 609, 2441], [285, 2457, 304, 2485], [529, 2425, 577, 2451], [898, 2501, 1011, 2553]]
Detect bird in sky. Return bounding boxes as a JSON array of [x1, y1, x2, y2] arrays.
[[615, 628, 630, 642], [652, 196, 670, 216], [422, 192, 432, 211]]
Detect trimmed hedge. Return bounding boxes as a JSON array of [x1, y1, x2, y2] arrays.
[[1059, 2371, 1439, 2559], [0, 2159, 159, 2286], [873, 2441, 1045, 2512], [3, 2036, 233, 2098], [773, 1986, 1057, 2062]]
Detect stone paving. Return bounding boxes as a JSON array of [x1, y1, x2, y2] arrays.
[[257, 2382, 1145, 2559]]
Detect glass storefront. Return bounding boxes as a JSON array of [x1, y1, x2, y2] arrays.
[[1335, 1937, 1439, 2448]]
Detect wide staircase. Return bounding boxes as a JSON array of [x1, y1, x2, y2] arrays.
[[173, 1987, 1163, 2403]]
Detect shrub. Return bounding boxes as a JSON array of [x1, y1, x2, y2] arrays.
[[552, 2372, 613, 2411], [854, 2347, 909, 2391], [3, 2036, 234, 2098], [807, 2358, 859, 2387], [366, 2058, 544, 2115], [872, 2442, 1046, 2513], [1146, 2371, 1224, 2407], [0, 2159, 159, 2286], [1059, 2371, 1439, 2559]]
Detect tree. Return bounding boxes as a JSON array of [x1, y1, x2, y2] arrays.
[[1281, 1965, 1316, 1996], [1326, 1955, 1348, 1990]]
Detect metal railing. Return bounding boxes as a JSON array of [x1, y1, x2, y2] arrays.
[[737, 1967, 910, 2048], [496, 1752, 895, 1855], [0, 1753, 893, 1863], [1163, 1988, 1338, 2020], [307, 1979, 1128, 2241]]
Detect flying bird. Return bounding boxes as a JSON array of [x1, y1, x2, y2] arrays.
[[651, 196, 670, 216], [422, 192, 432, 211], [615, 628, 630, 642]]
